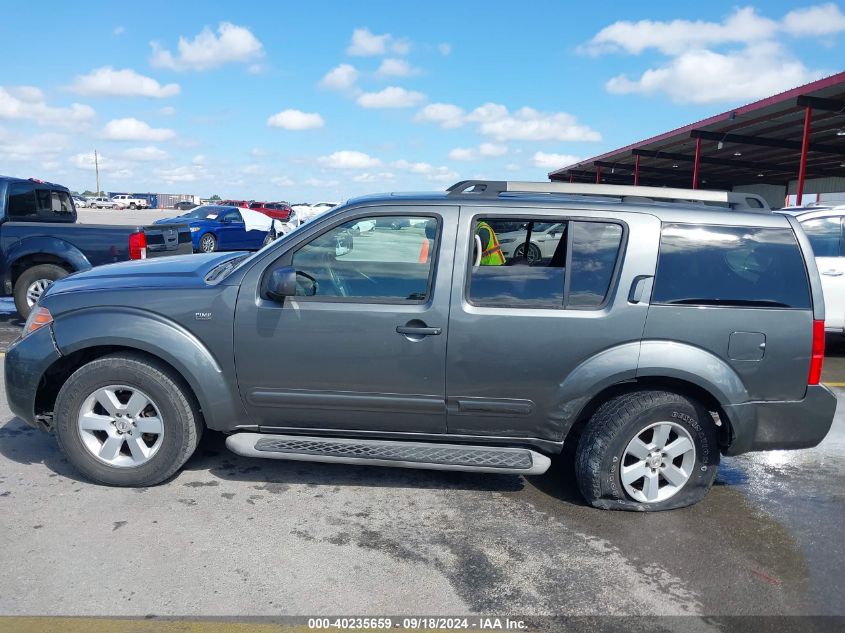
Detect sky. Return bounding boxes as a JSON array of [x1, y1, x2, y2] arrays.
[[1, 1, 844, 201]]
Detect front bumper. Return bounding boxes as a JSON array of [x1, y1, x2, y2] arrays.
[[4, 325, 62, 430], [723, 384, 837, 455]]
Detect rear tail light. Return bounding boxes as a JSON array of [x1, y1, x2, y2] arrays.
[[808, 319, 825, 385], [23, 307, 53, 337], [129, 232, 147, 260]]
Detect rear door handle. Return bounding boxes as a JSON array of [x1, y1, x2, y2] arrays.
[[396, 326, 442, 336], [822, 270, 844, 276]]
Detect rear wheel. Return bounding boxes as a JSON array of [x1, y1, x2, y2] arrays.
[[54, 353, 202, 486], [13, 264, 69, 318], [514, 242, 541, 264], [129, 203, 137, 210], [575, 390, 719, 511], [199, 233, 217, 253]]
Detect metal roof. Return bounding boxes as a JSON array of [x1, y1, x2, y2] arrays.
[[548, 71, 845, 190]]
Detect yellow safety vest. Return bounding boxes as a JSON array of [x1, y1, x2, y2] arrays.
[[477, 221, 505, 265]]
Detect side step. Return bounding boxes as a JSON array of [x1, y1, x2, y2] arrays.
[[225, 433, 551, 475]]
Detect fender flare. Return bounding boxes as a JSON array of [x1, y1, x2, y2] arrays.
[[4, 236, 92, 288], [51, 307, 248, 431]]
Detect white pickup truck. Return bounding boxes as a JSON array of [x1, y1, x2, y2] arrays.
[[111, 194, 149, 209]]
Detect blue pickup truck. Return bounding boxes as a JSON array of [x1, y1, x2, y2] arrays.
[[1, 176, 192, 317]]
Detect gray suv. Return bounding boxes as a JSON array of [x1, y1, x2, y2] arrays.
[[5, 181, 836, 511]]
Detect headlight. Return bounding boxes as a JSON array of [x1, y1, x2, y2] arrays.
[[190, 226, 200, 232], [22, 307, 53, 338]]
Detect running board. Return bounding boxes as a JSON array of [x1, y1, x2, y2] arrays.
[[225, 433, 551, 475]]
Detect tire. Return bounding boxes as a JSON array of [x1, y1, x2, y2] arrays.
[[54, 353, 202, 487], [13, 263, 69, 318], [575, 390, 720, 511], [514, 242, 542, 264], [129, 203, 137, 210], [199, 233, 217, 253]]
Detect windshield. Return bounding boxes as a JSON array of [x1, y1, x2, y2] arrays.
[[183, 205, 225, 219]]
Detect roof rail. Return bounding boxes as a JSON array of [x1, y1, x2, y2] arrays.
[[446, 180, 770, 211]]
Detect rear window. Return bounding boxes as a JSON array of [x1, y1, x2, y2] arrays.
[[653, 223, 811, 309]]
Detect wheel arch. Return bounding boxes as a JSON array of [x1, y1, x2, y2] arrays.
[[47, 307, 248, 431], [4, 238, 90, 290]]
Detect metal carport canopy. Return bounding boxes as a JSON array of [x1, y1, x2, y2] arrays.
[[548, 71, 845, 205]]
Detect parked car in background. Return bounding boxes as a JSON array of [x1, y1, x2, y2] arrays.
[[88, 196, 122, 210], [174, 200, 197, 211], [249, 201, 293, 221], [0, 175, 192, 317], [496, 221, 566, 264], [111, 194, 149, 210], [779, 204, 845, 333], [219, 200, 251, 208], [154, 205, 271, 253], [72, 196, 88, 208]]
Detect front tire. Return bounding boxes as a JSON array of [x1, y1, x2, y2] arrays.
[[514, 242, 542, 264], [13, 264, 69, 318], [54, 353, 202, 487], [199, 233, 217, 253], [129, 203, 137, 210], [575, 390, 719, 511]]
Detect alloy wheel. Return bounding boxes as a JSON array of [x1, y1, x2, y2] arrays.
[[620, 421, 696, 503]]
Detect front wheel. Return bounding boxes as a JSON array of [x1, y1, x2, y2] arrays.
[[54, 353, 202, 486], [198, 233, 217, 253], [129, 203, 137, 210], [575, 390, 719, 511], [13, 263, 69, 318], [513, 242, 541, 264]]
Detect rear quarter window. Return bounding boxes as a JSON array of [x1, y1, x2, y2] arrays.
[[653, 223, 811, 309]]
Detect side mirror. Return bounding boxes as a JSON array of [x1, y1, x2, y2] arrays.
[[266, 266, 297, 301]]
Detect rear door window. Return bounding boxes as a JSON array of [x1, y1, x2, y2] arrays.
[[467, 217, 624, 309], [653, 223, 811, 309], [800, 216, 842, 257]]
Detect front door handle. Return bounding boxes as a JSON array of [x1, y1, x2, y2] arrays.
[[822, 270, 844, 276], [396, 325, 442, 336]]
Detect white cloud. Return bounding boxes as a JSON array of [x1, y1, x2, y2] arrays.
[[150, 22, 263, 71], [318, 150, 381, 169], [376, 58, 418, 77], [346, 28, 411, 56], [304, 177, 340, 187], [438, 43, 451, 56], [783, 3, 845, 36], [0, 130, 68, 160], [357, 86, 425, 109], [319, 64, 359, 91], [159, 106, 176, 116], [449, 143, 508, 161], [192, 154, 205, 164], [352, 172, 395, 183], [393, 160, 457, 182], [467, 103, 601, 142], [71, 67, 180, 98], [272, 175, 295, 187], [533, 151, 582, 169], [155, 165, 206, 183], [605, 42, 821, 104], [123, 146, 168, 161], [449, 148, 475, 161], [113, 26, 125, 36], [0, 86, 95, 127], [414, 103, 466, 128], [102, 117, 176, 141], [267, 109, 325, 130], [581, 7, 779, 56]]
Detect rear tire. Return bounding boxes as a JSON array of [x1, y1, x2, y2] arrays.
[[54, 353, 202, 487], [129, 203, 137, 210], [575, 390, 719, 511], [13, 263, 69, 318]]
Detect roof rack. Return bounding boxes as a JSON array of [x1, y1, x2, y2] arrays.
[[446, 180, 770, 211]]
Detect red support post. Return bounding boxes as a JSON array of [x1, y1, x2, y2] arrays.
[[796, 106, 812, 205], [692, 138, 702, 189], [634, 155, 640, 186], [595, 165, 602, 184]]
